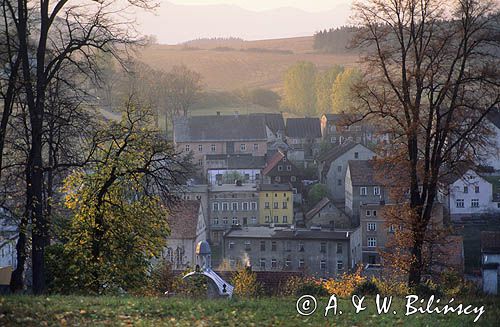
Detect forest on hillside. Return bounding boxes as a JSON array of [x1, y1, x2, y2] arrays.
[[313, 26, 361, 54]]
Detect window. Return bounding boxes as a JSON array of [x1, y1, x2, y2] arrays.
[[245, 241, 251, 251], [373, 210, 377, 216], [320, 242, 326, 253], [198, 144, 203, 152], [471, 199, 479, 208], [265, 216, 270, 223], [337, 179, 342, 186], [213, 202, 219, 211], [283, 216, 288, 223], [273, 216, 279, 223], [282, 201, 288, 209], [298, 241, 305, 252], [278, 165, 283, 171], [360, 187, 367, 196], [285, 258, 292, 267], [285, 241, 292, 252], [320, 260, 327, 271], [240, 144, 246, 151], [229, 257, 236, 267], [271, 259, 277, 268], [222, 202, 229, 211], [242, 217, 248, 225], [259, 258, 266, 269], [456, 199, 464, 208], [298, 259, 305, 269], [185, 144, 190, 152], [367, 237, 377, 247], [223, 217, 228, 225], [366, 210, 371, 216], [337, 165, 342, 172], [273, 202, 279, 209], [213, 217, 219, 225], [229, 241, 234, 249], [251, 202, 257, 210], [242, 202, 248, 211], [251, 217, 257, 224], [260, 241, 266, 251], [331, 136, 336, 143], [475, 186, 480, 193], [253, 144, 259, 151], [198, 159, 203, 166], [389, 225, 396, 233], [265, 202, 270, 209], [271, 241, 277, 251], [211, 144, 216, 152], [287, 165, 292, 171], [291, 176, 296, 182], [232, 217, 238, 225], [367, 222, 377, 231], [463, 186, 468, 193], [231, 202, 238, 211], [374, 187, 380, 195], [337, 243, 343, 254], [275, 176, 281, 182], [337, 260, 344, 270], [354, 152, 359, 159]]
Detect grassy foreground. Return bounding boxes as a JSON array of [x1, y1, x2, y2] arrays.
[[0, 295, 499, 326]]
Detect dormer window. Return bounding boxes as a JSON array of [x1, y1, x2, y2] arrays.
[[360, 187, 367, 196]]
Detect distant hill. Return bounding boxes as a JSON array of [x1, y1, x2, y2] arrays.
[[137, 36, 359, 92]]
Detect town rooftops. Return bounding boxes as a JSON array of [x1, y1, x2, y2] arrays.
[[262, 151, 285, 176], [258, 183, 293, 192], [224, 226, 351, 240], [173, 114, 268, 142], [250, 113, 285, 135], [317, 140, 359, 163], [210, 183, 258, 192], [285, 117, 321, 139], [305, 197, 331, 221], [481, 231, 500, 253], [347, 160, 378, 186], [206, 154, 266, 170], [167, 200, 201, 239]]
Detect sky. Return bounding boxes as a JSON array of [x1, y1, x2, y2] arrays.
[[135, 1, 354, 44], [164, 0, 352, 12]]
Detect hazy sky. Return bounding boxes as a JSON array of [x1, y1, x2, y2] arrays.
[[165, 0, 352, 12]]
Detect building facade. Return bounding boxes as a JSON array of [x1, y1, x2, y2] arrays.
[[258, 184, 294, 225]]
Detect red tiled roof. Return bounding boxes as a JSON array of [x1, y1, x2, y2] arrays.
[[262, 150, 285, 176], [167, 200, 201, 239]]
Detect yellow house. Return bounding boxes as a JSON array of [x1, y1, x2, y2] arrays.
[[258, 184, 293, 225]]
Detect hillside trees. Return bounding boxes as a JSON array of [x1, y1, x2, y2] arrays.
[[282, 61, 317, 115], [351, 0, 500, 286], [315, 65, 344, 115], [331, 68, 362, 114]]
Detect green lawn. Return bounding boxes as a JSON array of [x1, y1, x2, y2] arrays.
[[1, 295, 499, 326]]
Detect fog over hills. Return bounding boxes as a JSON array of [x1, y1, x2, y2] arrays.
[[136, 1, 351, 44]]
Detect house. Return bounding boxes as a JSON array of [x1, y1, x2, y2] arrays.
[[261, 150, 302, 202], [164, 200, 207, 270], [222, 226, 351, 278], [182, 184, 209, 225], [250, 113, 286, 142], [209, 182, 260, 244], [304, 197, 350, 229], [482, 109, 500, 171], [320, 114, 390, 146], [440, 169, 500, 219], [345, 160, 388, 226], [285, 118, 322, 161], [317, 141, 376, 201], [257, 184, 294, 226], [173, 114, 269, 170], [481, 231, 500, 294], [205, 154, 266, 185]]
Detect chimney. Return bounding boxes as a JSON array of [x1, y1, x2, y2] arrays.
[[216, 111, 221, 116]]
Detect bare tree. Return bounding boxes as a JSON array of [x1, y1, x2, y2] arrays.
[[351, 0, 500, 286], [2, 0, 157, 293]]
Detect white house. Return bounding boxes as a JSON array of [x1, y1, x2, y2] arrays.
[[482, 109, 500, 171], [442, 169, 500, 218], [164, 200, 207, 270], [0, 212, 18, 270], [317, 142, 377, 202]]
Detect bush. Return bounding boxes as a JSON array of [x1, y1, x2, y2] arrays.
[[323, 266, 365, 298], [232, 267, 262, 298], [411, 280, 443, 298], [353, 278, 380, 296], [297, 279, 328, 297]]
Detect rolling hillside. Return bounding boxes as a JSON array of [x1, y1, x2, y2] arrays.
[[137, 36, 359, 92]]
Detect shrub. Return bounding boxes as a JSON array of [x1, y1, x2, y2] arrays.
[[411, 279, 443, 298], [232, 267, 262, 298], [353, 278, 380, 296], [323, 266, 365, 298], [172, 268, 208, 298]]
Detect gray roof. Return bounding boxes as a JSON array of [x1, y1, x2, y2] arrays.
[[487, 108, 500, 129], [258, 183, 292, 191], [174, 115, 268, 142], [250, 113, 285, 134], [225, 226, 351, 240], [318, 140, 358, 163], [285, 118, 321, 139], [206, 154, 266, 169], [347, 160, 378, 186]]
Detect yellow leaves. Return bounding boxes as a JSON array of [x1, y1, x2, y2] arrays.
[[323, 266, 365, 298]]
